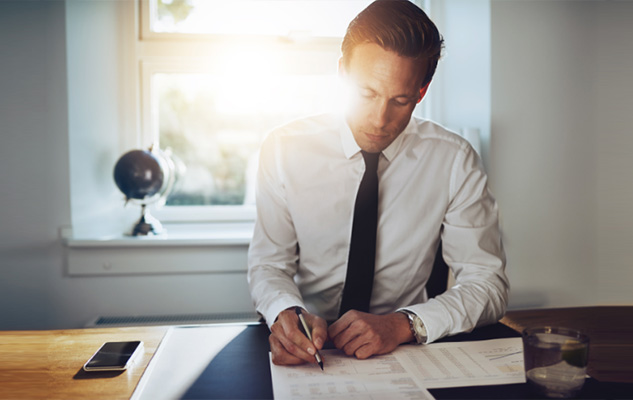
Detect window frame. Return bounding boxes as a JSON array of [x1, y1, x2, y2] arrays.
[[136, 0, 431, 223]]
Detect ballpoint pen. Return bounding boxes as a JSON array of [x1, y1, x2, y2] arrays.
[[295, 307, 324, 370]]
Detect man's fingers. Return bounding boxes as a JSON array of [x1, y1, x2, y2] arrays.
[[337, 328, 377, 359], [269, 308, 328, 365], [352, 343, 376, 360], [331, 325, 364, 353], [340, 333, 367, 357], [269, 334, 306, 366], [341, 330, 384, 359], [271, 323, 316, 361], [329, 311, 406, 360], [305, 313, 328, 349], [328, 310, 354, 340], [328, 311, 362, 349]]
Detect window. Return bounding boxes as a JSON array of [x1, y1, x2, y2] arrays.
[[138, 0, 429, 222]]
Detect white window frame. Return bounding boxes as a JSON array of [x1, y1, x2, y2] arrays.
[[135, 0, 432, 224]]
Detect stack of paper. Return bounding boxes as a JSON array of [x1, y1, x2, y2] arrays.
[[270, 338, 525, 400]]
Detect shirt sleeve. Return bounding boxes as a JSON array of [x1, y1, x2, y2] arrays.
[[406, 143, 510, 343], [247, 132, 306, 328]]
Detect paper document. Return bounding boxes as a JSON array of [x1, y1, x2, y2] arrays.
[[131, 325, 248, 400], [270, 352, 436, 400], [396, 337, 525, 388], [270, 337, 525, 399]]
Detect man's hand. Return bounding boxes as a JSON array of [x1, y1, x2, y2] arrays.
[[328, 310, 413, 359], [269, 307, 328, 366]]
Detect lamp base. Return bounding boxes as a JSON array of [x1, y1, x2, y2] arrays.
[[128, 205, 164, 236]]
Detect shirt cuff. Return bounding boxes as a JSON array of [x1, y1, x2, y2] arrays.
[[397, 301, 451, 344], [396, 307, 430, 344], [260, 295, 305, 330]]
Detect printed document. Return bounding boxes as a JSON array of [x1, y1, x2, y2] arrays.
[[270, 337, 525, 399], [270, 351, 436, 400], [396, 337, 524, 388]]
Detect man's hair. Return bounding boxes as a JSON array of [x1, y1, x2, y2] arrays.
[[341, 0, 444, 87]]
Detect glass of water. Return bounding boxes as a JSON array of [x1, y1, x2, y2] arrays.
[[522, 327, 590, 398]]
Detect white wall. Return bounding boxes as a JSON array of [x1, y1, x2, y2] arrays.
[[0, 0, 255, 330], [66, 0, 138, 237], [431, 0, 492, 167], [591, 3, 633, 305], [1, 0, 631, 330], [0, 0, 71, 329], [491, 0, 633, 308]]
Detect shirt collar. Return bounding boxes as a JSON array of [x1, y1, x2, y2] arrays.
[[339, 114, 417, 162], [340, 115, 360, 159]]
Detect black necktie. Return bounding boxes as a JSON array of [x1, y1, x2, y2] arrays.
[[339, 150, 380, 316]]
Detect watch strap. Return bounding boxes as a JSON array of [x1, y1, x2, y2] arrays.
[[398, 310, 427, 344]]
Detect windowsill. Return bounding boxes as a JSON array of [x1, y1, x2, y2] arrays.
[[63, 222, 254, 276], [65, 222, 254, 248]]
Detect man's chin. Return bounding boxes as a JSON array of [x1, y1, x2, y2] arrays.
[[359, 143, 387, 153], [359, 136, 394, 153]]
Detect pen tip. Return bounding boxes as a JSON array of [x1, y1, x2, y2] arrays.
[[319, 361, 324, 371]]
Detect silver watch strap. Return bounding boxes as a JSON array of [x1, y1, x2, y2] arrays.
[[398, 310, 424, 344]]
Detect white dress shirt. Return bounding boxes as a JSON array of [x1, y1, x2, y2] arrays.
[[247, 112, 509, 343]]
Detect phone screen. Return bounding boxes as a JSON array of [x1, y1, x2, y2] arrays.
[[84, 341, 143, 371]]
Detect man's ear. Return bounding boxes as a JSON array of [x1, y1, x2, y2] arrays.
[[417, 81, 431, 103], [338, 57, 346, 78]]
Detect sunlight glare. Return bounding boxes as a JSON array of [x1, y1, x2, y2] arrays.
[[153, 0, 372, 38]]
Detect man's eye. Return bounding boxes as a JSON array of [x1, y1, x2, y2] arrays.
[[393, 98, 410, 106]]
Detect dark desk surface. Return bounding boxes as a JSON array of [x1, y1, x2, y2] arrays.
[[183, 306, 633, 399]]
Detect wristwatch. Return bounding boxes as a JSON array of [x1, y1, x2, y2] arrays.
[[398, 310, 428, 344]]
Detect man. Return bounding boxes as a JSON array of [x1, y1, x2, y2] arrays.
[[248, 0, 509, 367]]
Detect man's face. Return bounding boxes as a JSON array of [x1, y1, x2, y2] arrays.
[[341, 43, 428, 154]]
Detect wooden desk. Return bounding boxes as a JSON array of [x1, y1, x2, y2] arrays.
[[0, 326, 167, 400], [1, 306, 631, 399]]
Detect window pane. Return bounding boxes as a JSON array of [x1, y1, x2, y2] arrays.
[[156, 72, 340, 206], [152, 0, 373, 37]]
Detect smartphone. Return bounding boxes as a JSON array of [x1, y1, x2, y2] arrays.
[[83, 341, 144, 372]]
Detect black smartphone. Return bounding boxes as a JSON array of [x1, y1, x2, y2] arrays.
[[83, 341, 144, 372]]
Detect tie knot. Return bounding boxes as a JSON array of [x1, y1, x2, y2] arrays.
[[361, 151, 380, 172]]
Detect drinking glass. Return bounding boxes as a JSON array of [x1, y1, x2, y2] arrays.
[[522, 327, 590, 398]]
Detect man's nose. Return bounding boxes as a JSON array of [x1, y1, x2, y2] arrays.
[[369, 100, 390, 129]]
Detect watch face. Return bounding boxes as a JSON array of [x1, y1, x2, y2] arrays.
[[400, 310, 427, 343], [412, 316, 427, 340], [415, 320, 427, 335]]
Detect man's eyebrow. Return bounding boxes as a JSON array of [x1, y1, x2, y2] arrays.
[[394, 93, 418, 101], [357, 84, 416, 100], [358, 85, 376, 93]]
